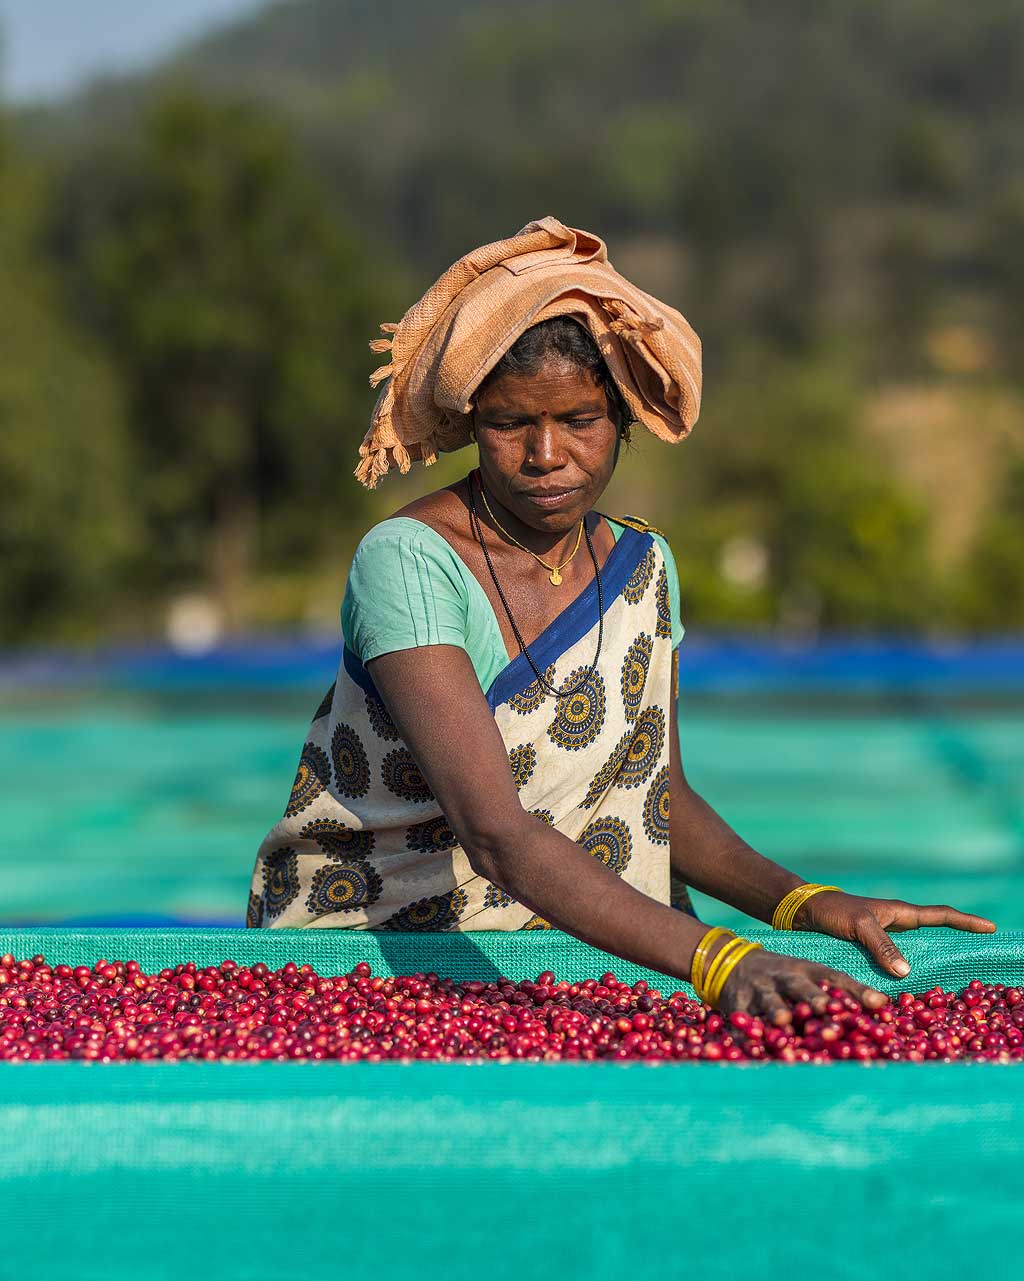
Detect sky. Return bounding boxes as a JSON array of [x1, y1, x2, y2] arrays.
[[0, 0, 265, 103]]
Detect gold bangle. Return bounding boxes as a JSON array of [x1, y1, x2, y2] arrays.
[[772, 883, 842, 931], [690, 927, 733, 994], [772, 884, 815, 930], [775, 883, 840, 930], [692, 927, 732, 993], [705, 941, 763, 1008], [780, 884, 841, 930], [705, 941, 764, 1008], [697, 936, 748, 1003]]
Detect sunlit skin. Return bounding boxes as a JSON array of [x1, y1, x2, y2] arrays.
[[391, 360, 623, 661], [365, 355, 996, 1022], [472, 359, 620, 555]]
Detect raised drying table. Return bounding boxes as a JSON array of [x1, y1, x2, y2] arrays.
[[1, 927, 1022, 1281]]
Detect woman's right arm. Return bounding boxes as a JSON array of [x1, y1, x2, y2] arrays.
[[368, 644, 887, 1019]]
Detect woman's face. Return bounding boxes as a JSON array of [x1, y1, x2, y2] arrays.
[[471, 359, 621, 534]]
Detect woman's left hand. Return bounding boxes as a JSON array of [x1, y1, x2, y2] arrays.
[[796, 891, 997, 978]]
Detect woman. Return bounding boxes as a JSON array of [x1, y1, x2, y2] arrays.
[[247, 217, 995, 1021]]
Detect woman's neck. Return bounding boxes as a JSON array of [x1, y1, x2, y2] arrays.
[[471, 469, 586, 562]]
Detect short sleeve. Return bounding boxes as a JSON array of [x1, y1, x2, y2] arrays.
[[341, 520, 474, 663], [650, 532, 686, 649]]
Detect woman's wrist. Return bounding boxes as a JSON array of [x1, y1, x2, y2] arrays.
[[772, 882, 843, 931], [689, 926, 734, 992], [687, 926, 764, 1005]]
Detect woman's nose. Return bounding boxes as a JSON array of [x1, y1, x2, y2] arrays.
[[525, 420, 565, 470]]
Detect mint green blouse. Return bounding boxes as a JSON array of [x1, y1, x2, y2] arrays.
[[341, 516, 685, 692]]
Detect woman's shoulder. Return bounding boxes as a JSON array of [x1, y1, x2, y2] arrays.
[[388, 481, 467, 532], [342, 504, 479, 664], [365, 475, 499, 585], [353, 478, 455, 543], [353, 514, 450, 555], [349, 517, 476, 607], [354, 484, 467, 555]]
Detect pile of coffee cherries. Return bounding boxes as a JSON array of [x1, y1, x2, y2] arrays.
[[1, 952, 1021, 1062]]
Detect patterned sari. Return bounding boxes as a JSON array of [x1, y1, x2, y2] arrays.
[[246, 520, 692, 930]]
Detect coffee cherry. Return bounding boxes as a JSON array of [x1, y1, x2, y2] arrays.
[[0, 957, 1020, 1064]]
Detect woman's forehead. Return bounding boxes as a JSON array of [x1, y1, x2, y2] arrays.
[[475, 362, 606, 413]]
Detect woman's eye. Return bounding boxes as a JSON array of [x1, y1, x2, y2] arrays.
[[484, 417, 599, 430]]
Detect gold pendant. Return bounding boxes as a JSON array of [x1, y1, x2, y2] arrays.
[[549, 567, 562, 586]]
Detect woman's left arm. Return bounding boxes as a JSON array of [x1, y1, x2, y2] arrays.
[[668, 657, 997, 978]]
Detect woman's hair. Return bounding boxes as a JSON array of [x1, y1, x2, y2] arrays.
[[475, 316, 633, 441]]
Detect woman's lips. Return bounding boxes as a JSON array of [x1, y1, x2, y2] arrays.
[[521, 487, 581, 508]]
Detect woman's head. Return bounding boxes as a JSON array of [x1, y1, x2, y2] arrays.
[[471, 317, 632, 533], [354, 217, 701, 489]]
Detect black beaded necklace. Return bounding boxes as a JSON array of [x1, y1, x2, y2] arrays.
[[467, 469, 604, 700]]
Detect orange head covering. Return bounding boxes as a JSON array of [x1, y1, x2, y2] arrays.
[[355, 216, 702, 488]]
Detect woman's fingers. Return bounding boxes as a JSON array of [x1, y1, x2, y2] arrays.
[[778, 970, 832, 1013], [890, 903, 997, 933], [718, 961, 791, 1024], [726, 979, 755, 1014], [749, 978, 793, 1025], [815, 964, 888, 1009], [854, 914, 911, 978], [717, 954, 889, 1019]]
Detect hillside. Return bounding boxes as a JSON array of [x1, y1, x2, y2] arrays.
[[6, 0, 1024, 637], [16, 0, 1024, 275]]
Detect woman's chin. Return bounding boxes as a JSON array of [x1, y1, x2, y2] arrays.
[[520, 509, 585, 536]]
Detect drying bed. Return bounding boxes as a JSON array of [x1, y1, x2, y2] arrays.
[[1, 926, 1022, 1281]]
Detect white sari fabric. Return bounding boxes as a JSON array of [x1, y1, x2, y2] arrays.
[[247, 523, 692, 930]]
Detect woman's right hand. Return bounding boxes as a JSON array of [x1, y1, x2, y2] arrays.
[[713, 948, 888, 1024]]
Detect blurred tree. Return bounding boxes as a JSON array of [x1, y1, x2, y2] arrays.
[[0, 121, 137, 645], [983, 182, 1024, 382], [675, 348, 936, 633], [955, 454, 1024, 630], [886, 110, 969, 200], [61, 90, 385, 630], [8, 0, 1024, 640], [872, 213, 938, 378], [775, 440, 935, 631]]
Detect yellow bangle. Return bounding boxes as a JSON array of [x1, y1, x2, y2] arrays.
[[772, 885, 815, 930], [704, 941, 764, 1008], [690, 927, 734, 994], [771, 883, 842, 931], [697, 935, 748, 1003], [773, 882, 840, 930]]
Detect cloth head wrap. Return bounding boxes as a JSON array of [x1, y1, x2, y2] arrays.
[[355, 215, 702, 488]]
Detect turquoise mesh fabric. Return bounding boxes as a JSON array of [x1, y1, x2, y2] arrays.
[[1, 925, 1022, 994], [2, 1061, 1023, 1281], [3, 695, 1020, 928], [2, 928, 1024, 1281]]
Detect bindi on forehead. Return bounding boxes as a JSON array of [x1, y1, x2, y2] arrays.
[[475, 366, 607, 421]]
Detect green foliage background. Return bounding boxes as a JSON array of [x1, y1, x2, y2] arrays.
[[3, 0, 1024, 645]]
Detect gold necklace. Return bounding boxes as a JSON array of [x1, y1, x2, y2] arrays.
[[475, 472, 584, 586]]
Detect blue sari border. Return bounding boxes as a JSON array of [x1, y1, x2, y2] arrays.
[[486, 525, 652, 710], [342, 643, 378, 698], [340, 524, 653, 713]]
